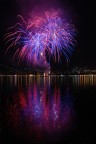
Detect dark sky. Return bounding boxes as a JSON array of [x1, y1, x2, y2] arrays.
[[0, 0, 95, 71]]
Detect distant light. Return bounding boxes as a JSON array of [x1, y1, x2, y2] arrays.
[[29, 74, 33, 77]]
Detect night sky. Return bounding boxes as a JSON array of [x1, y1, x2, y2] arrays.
[[0, 0, 95, 71]]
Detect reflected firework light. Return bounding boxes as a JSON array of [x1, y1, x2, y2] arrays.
[[4, 9, 77, 67], [6, 77, 74, 137]]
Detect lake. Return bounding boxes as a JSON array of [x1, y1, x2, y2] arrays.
[[0, 75, 92, 144]]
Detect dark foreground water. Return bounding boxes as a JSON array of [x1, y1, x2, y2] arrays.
[[0, 75, 92, 144]]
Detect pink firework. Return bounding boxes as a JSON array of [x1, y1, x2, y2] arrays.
[[4, 9, 77, 65]]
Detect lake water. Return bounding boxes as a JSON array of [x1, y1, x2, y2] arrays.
[[0, 75, 92, 144]]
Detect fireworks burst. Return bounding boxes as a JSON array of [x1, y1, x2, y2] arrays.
[[4, 9, 77, 65]]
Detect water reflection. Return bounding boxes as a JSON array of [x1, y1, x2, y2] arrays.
[[72, 74, 96, 87], [0, 74, 96, 88], [0, 75, 74, 143], [0, 75, 92, 143], [8, 79, 73, 129]]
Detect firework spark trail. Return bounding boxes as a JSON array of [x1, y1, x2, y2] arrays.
[[4, 9, 77, 65]]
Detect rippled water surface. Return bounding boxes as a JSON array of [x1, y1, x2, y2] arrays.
[[0, 75, 93, 144]]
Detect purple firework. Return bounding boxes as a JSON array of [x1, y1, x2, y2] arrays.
[[4, 9, 77, 65]]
